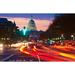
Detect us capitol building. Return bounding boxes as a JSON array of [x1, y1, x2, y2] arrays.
[[21, 19, 40, 40]]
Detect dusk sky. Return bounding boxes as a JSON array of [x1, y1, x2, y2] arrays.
[[0, 14, 58, 31]]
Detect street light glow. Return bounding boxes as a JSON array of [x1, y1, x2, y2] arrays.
[[0, 44, 3, 53]]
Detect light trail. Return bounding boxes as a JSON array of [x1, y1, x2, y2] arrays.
[[19, 43, 75, 61], [52, 45, 75, 54], [20, 46, 30, 55], [60, 53, 75, 59]]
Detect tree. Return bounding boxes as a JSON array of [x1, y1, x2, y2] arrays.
[[0, 18, 17, 46], [46, 14, 75, 38]]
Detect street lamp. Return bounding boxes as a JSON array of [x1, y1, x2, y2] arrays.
[[71, 35, 74, 40], [60, 34, 64, 45], [61, 34, 64, 37]]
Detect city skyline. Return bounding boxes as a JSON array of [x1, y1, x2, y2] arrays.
[[0, 14, 58, 31]]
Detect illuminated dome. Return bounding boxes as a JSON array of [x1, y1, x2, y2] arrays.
[[26, 19, 37, 30], [22, 19, 39, 38]]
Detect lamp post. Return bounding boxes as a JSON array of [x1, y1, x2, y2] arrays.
[[61, 34, 64, 45], [71, 35, 74, 40]]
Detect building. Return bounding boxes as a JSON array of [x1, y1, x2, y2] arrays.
[[21, 19, 40, 40], [0, 18, 17, 42]]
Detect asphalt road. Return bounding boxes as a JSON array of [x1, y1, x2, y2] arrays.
[[0, 43, 75, 61], [19, 43, 75, 61], [0, 48, 39, 61]]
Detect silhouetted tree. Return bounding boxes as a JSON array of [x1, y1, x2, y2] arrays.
[[0, 18, 17, 46], [46, 14, 75, 38]]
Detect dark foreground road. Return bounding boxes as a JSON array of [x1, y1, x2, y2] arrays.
[[0, 48, 39, 61]]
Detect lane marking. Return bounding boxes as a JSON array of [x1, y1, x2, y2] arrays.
[[2, 54, 14, 61]]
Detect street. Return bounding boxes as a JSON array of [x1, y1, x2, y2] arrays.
[[0, 47, 39, 61], [0, 42, 75, 61]]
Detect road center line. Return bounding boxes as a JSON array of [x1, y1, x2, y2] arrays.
[[2, 54, 14, 61]]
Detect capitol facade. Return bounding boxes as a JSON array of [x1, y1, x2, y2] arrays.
[[21, 19, 40, 41]]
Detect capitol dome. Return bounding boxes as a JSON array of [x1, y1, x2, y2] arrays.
[[21, 18, 39, 39], [26, 19, 37, 30]]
